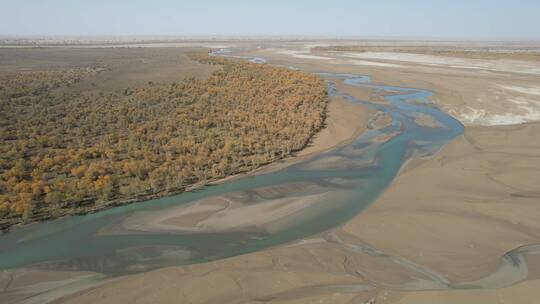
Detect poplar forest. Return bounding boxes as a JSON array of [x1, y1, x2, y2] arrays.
[[0, 51, 328, 229]]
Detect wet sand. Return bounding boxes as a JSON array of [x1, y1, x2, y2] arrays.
[[118, 191, 330, 234]]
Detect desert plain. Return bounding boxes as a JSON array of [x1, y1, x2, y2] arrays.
[[1, 39, 540, 304]]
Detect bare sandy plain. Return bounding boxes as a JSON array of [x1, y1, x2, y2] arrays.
[[2, 41, 540, 304]]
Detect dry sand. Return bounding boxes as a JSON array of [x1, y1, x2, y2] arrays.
[[298, 95, 374, 157], [344, 122, 540, 281]]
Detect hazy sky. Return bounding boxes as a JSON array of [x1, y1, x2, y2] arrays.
[[2, 0, 540, 39]]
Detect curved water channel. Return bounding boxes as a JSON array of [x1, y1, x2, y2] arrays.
[[0, 70, 460, 271], [2, 53, 537, 294]]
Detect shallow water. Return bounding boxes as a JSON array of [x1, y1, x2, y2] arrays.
[[0, 60, 464, 279]]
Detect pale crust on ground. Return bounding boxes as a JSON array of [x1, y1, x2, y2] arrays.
[[249, 46, 540, 127]]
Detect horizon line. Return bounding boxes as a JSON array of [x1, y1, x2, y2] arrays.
[[1, 34, 540, 43]]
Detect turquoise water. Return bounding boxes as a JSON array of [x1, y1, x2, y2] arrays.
[[0, 72, 464, 275]]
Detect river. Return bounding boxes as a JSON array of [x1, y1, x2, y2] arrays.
[[0, 65, 463, 273], [16, 51, 534, 296]]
